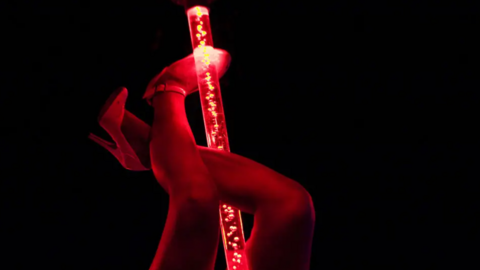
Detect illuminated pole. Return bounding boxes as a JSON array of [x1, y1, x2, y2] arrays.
[[171, 1, 249, 269], [187, 6, 249, 270]]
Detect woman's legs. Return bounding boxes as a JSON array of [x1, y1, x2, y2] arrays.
[[201, 150, 315, 270], [123, 110, 315, 270], [147, 92, 219, 270]]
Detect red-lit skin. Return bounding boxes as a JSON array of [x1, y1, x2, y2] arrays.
[[147, 92, 220, 270], [92, 75, 314, 269], [119, 107, 315, 270], [95, 4, 314, 268]]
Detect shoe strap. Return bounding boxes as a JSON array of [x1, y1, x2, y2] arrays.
[[146, 83, 186, 106], [156, 83, 187, 96]]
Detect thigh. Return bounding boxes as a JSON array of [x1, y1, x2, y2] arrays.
[[198, 147, 304, 214]]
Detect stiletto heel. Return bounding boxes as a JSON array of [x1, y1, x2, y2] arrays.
[[90, 49, 232, 169], [89, 87, 149, 171], [88, 132, 125, 162]]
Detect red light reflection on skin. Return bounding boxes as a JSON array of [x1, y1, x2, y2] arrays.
[[187, 6, 250, 270]]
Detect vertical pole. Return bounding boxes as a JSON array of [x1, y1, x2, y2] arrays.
[[186, 6, 249, 270]]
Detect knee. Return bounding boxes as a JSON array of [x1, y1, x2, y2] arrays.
[[173, 191, 220, 233], [171, 182, 220, 223], [281, 184, 315, 225], [170, 174, 219, 207]]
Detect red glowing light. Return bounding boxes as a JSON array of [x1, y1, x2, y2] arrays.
[[187, 6, 249, 270]]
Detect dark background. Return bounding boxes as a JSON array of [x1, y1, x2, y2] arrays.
[[2, 1, 478, 269]]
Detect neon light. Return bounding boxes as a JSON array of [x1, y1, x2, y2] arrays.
[[187, 6, 249, 270]]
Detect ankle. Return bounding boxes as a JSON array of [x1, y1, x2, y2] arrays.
[[151, 91, 185, 108]]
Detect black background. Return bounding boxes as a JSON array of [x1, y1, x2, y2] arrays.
[[2, 1, 478, 269]]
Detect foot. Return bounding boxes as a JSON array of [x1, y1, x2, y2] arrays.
[[89, 87, 150, 171], [98, 87, 127, 132], [143, 48, 231, 105]]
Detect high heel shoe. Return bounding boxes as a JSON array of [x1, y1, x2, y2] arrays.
[[143, 48, 231, 105], [88, 87, 150, 171]]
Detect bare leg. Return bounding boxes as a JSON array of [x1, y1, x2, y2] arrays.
[[123, 111, 315, 270], [201, 150, 315, 270], [148, 92, 219, 270]]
